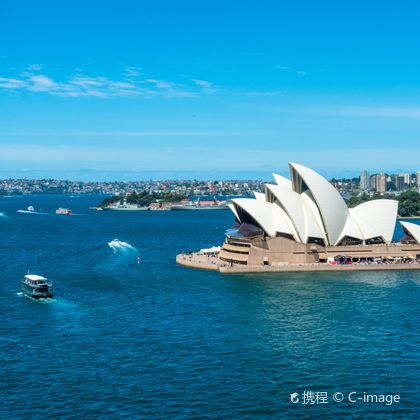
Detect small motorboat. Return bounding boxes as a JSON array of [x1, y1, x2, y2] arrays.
[[107, 239, 136, 252], [21, 274, 53, 299], [56, 207, 72, 215], [108, 239, 129, 248], [17, 206, 35, 214]]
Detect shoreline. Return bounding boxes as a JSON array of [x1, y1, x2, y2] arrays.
[[176, 253, 420, 274]]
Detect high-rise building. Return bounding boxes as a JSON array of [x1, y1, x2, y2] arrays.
[[375, 173, 386, 193], [399, 173, 411, 185], [395, 175, 405, 191], [417, 171, 420, 190], [360, 170, 370, 190], [370, 175, 376, 190]]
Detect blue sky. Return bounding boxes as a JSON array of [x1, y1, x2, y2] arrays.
[[1, 0, 420, 180]]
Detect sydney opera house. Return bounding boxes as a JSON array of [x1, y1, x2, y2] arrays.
[[215, 162, 420, 268]]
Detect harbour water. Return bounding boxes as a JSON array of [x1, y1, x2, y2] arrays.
[[0, 195, 419, 418]]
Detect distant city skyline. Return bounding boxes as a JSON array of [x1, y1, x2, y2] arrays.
[[1, 167, 419, 183], [0, 166, 420, 182], [1, 169, 417, 196], [1, 1, 420, 178]]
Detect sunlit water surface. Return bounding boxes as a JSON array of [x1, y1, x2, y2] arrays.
[[0, 195, 419, 418]]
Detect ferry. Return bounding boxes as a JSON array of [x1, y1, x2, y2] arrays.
[[56, 207, 72, 215], [20, 274, 53, 299]]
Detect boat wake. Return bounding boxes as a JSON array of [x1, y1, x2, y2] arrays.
[[108, 239, 137, 252], [0, 212, 12, 221], [92, 239, 139, 273], [17, 292, 54, 303], [17, 210, 52, 216]]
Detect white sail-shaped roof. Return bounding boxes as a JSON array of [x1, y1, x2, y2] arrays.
[[253, 191, 266, 201], [338, 212, 364, 242], [289, 162, 348, 245], [228, 203, 240, 221], [266, 183, 306, 242], [231, 198, 298, 239], [301, 192, 328, 243], [350, 199, 398, 243], [400, 221, 420, 244], [272, 173, 292, 190], [272, 203, 300, 241], [226, 162, 398, 247], [265, 183, 324, 243]]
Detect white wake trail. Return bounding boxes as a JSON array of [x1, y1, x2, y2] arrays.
[[107, 239, 137, 252]]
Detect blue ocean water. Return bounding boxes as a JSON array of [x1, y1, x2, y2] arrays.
[[0, 195, 419, 418]]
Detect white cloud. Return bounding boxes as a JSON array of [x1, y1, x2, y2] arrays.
[[27, 64, 42, 71], [27, 74, 58, 92], [265, 105, 420, 119], [0, 129, 251, 138], [70, 76, 105, 87], [0, 77, 27, 89], [145, 79, 198, 97], [124, 66, 142, 78], [237, 90, 282, 97], [146, 79, 175, 89], [192, 79, 212, 88], [1, 144, 419, 174], [337, 106, 420, 118], [309, 106, 420, 118], [276, 65, 307, 76], [192, 79, 216, 94], [0, 67, 214, 99]]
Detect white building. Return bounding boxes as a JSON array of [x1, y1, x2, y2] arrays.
[[375, 173, 386, 193], [217, 162, 420, 267], [230, 163, 397, 246], [399, 173, 411, 185], [360, 170, 370, 190]]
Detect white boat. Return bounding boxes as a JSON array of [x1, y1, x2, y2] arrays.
[[17, 206, 35, 214], [108, 239, 130, 248], [56, 207, 72, 215], [20, 274, 53, 299]]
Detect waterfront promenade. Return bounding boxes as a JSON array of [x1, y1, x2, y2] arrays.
[[176, 253, 219, 270], [176, 252, 420, 274]]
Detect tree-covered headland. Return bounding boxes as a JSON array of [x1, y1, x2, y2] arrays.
[[100, 191, 185, 208]]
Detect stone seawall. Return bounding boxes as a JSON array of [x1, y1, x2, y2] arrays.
[[176, 253, 420, 274], [219, 263, 420, 274]]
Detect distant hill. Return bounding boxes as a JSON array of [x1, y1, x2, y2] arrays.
[[100, 191, 185, 208]]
